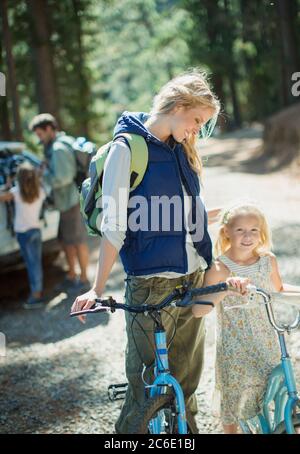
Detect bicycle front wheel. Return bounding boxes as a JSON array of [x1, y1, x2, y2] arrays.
[[128, 394, 197, 434], [274, 414, 300, 434]]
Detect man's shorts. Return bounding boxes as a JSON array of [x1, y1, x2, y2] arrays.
[[58, 204, 87, 245]]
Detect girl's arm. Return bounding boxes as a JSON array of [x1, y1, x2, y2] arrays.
[[192, 261, 229, 317], [192, 260, 250, 318], [270, 254, 300, 293], [0, 192, 14, 202], [192, 260, 249, 317], [207, 207, 222, 225]]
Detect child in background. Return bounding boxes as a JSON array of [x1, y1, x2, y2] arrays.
[[0, 162, 46, 308], [192, 203, 300, 434]]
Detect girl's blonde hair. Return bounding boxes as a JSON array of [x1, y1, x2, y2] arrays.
[[215, 204, 273, 257], [17, 162, 40, 203], [151, 69, 220, 175]]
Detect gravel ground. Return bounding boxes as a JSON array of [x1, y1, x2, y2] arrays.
[[1, 128, 300, 434]]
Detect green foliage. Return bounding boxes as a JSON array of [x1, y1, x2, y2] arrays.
[[90, 0, 191, 142], [182, 0, 300, 124], [1, 0, 299, 143]]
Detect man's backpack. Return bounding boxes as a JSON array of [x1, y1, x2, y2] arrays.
[[56, 135, 97, 189], [80, 133, 148, 236]]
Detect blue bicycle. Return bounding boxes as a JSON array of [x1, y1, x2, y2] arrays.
[[224, 286, 300, 434], [70, 281, 228, 434], [71, 283, 300, 434]]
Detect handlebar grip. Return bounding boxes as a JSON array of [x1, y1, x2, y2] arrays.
[[226, 283, 257, 293], [193, 301, 215, 307], [191, 282, 228, 297], [70, 301, 109, 317]]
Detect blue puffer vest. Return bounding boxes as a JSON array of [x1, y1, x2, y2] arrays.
[[114, 111, 212, 276]]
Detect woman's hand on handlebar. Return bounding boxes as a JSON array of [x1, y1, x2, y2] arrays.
[[71, 288, 101, 324]]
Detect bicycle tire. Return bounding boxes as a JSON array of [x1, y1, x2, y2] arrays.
[[128, 394, 198, 434], [273, 414, 300, 434]]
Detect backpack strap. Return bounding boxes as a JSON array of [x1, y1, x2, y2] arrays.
[[54, 135, 75, 150], [113, 133, 148, 191]]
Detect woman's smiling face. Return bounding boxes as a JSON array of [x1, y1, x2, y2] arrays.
[[225, 214, 262, 252], [170, 105, 215, 143]]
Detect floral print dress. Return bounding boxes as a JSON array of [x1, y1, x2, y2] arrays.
[[212, 255, 281, 425]]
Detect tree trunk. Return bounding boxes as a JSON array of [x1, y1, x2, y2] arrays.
[[211, 72, 227, 131], [26, 0, 60, 121], [276, 0, 299, 106], [228, 73, 242, 129], [223, 0, 242, 128], [72, 0, 89, 136], [0, 0, 23, 140], [204, 0, 242, 129], [240, 0, 255, 73], [0, 27, 12, 140]]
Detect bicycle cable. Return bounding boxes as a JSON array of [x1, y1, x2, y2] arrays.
[[129, 312, 158, 388], [125, 278, 178, 379], [161, 307, 177, 348], [129, 304, 180, 388]]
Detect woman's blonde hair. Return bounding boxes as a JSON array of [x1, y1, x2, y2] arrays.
[[151, 69, 220, 174], [17, 162, 40, 203], [215, 204, 273, 257]]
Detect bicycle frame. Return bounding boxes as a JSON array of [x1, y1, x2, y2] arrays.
[[238, 290, 300, 434], [147, 323, 188, 434]]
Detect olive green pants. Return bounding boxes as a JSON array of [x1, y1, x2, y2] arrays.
[[115, 268, 206, 434]]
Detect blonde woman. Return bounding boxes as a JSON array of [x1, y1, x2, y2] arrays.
[[0, 163, 46, 308], [193, 203, 300, 434], [72, 69, 221, 433]]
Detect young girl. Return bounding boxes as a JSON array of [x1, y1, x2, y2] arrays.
[[0, 162, 46, 308], [192, 203, 300, 434]]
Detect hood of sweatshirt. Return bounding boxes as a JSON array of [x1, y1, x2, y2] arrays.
[[113, 111, 154, 140]]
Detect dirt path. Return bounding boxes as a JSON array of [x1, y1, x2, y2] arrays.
[[1, 128, 299, 434]]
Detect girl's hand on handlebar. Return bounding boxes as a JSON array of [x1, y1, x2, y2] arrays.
[[226, 277, 250, 296], [71, 288, 101, 324]]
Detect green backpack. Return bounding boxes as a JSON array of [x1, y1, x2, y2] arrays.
[[80, 133, 148, 236]]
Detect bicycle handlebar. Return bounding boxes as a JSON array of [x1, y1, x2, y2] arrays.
[[225, 285, 300, 333], [70, 282, 229, 317], [255, 287, 300, 333], [70, 282, 300, 334]]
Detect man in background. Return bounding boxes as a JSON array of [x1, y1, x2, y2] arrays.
[[29, 113, 90, 293]]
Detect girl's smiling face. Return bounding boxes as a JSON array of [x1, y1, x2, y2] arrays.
[[225, 214, 262, 252]]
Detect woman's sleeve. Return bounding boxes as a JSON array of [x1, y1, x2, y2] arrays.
[[100, 140, 131, 252]]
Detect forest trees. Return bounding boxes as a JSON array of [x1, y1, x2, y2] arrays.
[[182, 0, 300, 128], [0, 0, 299, 142], [0, 0, 95, 140]]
